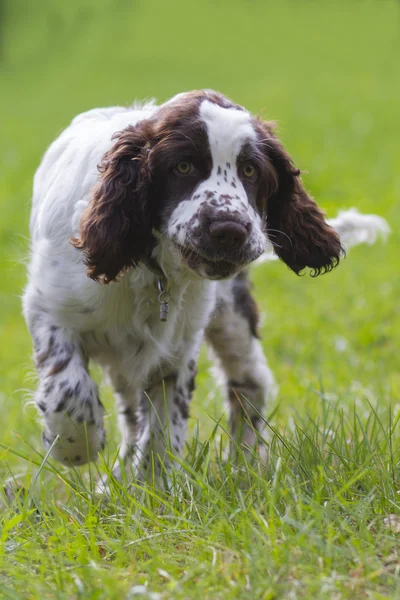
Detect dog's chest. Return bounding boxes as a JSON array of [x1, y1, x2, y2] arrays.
[[81, 277, 217, 383]]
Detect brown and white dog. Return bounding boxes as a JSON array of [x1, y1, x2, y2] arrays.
[[22, 90, 387, 480]]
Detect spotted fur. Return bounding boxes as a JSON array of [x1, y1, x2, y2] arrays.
[[24, 89, 343, 480]]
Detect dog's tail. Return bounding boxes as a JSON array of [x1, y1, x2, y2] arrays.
[[326, 208, 390, 250], [256, 208, 390, 265]]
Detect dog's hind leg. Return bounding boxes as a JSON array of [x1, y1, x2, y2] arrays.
[[205, 272, 275, 456]]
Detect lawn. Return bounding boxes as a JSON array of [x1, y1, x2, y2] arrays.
[[1, 0, 400, 598]]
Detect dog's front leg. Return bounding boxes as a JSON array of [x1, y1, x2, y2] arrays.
[[29, 314, 106, 466], [130, 357, 198, 482]]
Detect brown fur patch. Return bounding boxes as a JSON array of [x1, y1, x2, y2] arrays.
[[232, 271, 260, 338], [253, 119, 343, 275]]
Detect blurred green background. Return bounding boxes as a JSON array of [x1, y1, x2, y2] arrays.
[[1, 0, 399, 461]]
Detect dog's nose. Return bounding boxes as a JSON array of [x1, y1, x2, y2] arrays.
[[209, 221, 249, 250]]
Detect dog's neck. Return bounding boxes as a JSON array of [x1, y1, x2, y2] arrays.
[[128, 236, 213, 322], [128, 236, 207, 293]]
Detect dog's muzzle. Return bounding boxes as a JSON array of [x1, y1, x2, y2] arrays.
[[208, 219, 252, 253], [196, 205, 254, 263]]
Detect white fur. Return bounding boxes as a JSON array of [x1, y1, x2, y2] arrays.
[[199, 101, 256, 160], [327, 208, 390, 250]]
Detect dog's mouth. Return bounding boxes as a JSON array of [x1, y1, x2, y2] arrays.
[[175, 243, 263, 280], [189, 256, 239, 280]]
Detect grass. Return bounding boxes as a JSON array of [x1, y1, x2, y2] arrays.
[[1, 0, 400, 597]]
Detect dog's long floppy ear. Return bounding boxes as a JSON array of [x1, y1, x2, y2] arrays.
[[259, 123, 343, 276], [71, 124, 153, 283]]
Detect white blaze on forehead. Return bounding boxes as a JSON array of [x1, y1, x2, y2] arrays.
[[199, 100, 256, 164], [163, 91, 190, 105], [167, 98, 265, 258]]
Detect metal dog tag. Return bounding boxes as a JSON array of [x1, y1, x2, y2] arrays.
[[157, 279, 171, 323]]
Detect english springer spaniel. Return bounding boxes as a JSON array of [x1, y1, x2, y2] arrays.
[[22, 90, 386, 480]]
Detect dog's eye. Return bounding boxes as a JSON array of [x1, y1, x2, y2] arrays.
[[175, 161, 194, 175], [241, 162, 258, 179]]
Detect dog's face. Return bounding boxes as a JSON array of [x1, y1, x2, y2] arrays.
[[73, 90, 343, 282], [151, 96, 269, 280]]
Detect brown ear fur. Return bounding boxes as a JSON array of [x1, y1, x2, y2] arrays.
[[71, 125, 153, 283], [260, 125, 343, 276]]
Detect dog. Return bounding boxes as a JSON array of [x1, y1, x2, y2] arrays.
[[22, 89, 388, 480]]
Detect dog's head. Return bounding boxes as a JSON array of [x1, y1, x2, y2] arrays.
[[72, 90, 343, 282]]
